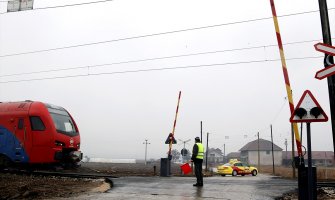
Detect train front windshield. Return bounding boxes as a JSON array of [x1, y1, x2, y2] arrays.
[[47, 106, 78, 137]]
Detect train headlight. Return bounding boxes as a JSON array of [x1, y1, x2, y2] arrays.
[[77, 143, 80, 148], [55, 140, 65, 147]]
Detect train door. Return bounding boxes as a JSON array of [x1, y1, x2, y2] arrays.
[[13, 117, 30, 163], [0, 126, 7, 154], [30, 116, 54, 163]]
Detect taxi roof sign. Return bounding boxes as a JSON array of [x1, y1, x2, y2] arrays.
[[290, 90, 328, 123]]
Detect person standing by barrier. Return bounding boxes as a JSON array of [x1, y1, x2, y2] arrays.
[[191, 137, 204, 187]]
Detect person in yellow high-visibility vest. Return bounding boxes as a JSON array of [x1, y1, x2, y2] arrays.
[[191, 137, 204, 187]]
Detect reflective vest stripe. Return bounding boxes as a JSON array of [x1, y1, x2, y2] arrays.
[[196, 143, 204, 159]]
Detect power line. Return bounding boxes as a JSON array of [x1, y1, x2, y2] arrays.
[[0, 55, 323, 84], [0, 8, 333, 58], [211, 98, 293, 141], [0, 0, 114, 13], [0, 38, 329, 78]]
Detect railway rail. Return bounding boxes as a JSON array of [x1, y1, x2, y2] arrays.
[[0, 168, 117, 186], [317, 182, 335, 188]]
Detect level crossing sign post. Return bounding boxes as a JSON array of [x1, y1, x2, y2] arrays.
[[290, 90, 328, 200], [314, 43, 335, 80]]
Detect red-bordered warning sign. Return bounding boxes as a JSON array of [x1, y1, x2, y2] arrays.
[[315, 43, 335, 56], [314, 43, 335, 80], [315, 64, 335, 80], [290, 90, 328, 123]]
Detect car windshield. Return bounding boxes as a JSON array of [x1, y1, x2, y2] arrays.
[[223, 163, 231, 166], [46, 105, 78, 137]]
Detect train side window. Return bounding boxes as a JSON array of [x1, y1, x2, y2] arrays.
[[18, 118, 24, 129], [30, 116, 46, 131]]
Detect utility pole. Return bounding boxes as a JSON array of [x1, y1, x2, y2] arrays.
[[205, 132, 209, 172], [318, 0, 335, 158], [200, 121, 203, 143], [291, 124, 296, 178], [143, 139, 150, 165], [223, 143, 226, 163], [271, 125, 275, 175], [285, 138, 288, 165], [257, 132, 260, 172]]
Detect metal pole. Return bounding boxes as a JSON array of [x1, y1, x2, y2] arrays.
[[318, 0, 335, 159], [325, 152, 328, 180], [183, 141, 186, 163], [143, 139, 150, 165], [18, 0, 22, 11], [168, 91, 181, 159], [291, 123, 296, 178], [285, 139, 288, 165], [201, 121, 203, 143], [269, 0, 302, 156], [271, 125, 275, 174], [306, 123, 313, 200], [258, 132, 260, 171], [224, 143, 226, 163], [205, 132, 209, 172]]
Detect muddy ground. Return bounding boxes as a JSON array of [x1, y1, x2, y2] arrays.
[[1, 162, 335, 199], [0, 161, 181, 199]]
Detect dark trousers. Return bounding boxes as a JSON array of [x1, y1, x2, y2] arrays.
[[194, 159, 203, 185]]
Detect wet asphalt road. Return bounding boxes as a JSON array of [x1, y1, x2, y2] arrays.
[[76, 174, 297, 200]]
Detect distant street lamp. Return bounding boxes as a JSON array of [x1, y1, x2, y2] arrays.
[[143, 139, 150, 165], [178, 139, 191, 163]]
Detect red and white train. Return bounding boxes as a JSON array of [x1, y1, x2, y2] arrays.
[[0, 101, 82, 168]]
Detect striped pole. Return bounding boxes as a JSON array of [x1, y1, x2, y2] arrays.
[[168, 91, 182, 157], [270, 0, 302, 156]]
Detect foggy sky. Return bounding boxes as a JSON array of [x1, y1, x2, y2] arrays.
[[0, 0, 334, 159]]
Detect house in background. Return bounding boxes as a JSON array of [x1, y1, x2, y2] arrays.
[[226, 152, 241, 163], [239, 138, 283, 166], [282, 151, 334, 167], [206, 148, 224, 164]]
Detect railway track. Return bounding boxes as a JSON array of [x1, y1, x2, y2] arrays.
[[317, 182, 335, 188], [0, 168, 117, 186]]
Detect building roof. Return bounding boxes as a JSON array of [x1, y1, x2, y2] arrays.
[[207, 148, 223, 156], [239, 138, 283, 151], [227, 152, 241, 158]]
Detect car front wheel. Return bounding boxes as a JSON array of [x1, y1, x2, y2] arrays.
[[252, 170, 258, 176], [232, 170, 238, 176]]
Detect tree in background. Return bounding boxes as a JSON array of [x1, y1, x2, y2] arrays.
[[171, 149, 181, 162]]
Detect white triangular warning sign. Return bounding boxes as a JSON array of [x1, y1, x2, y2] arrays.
[[290, 90, 328, 123]]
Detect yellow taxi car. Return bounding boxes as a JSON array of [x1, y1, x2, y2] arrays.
[[217, 159, 258, 176]]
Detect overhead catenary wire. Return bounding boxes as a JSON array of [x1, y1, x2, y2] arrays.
[[211, 97, 289, 141], [0, 38, 330, 78], [0, 8, 334, 58], [0, 55, 324, 84]]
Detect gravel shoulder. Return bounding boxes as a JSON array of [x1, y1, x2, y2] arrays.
[[0, 161, 179, 199], [1, 162, 335, 199]]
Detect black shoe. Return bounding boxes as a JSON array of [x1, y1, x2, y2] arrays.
[[193, 183, 203, 187], [198, 183, 203, 187], [193, 183, 199, 186]]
